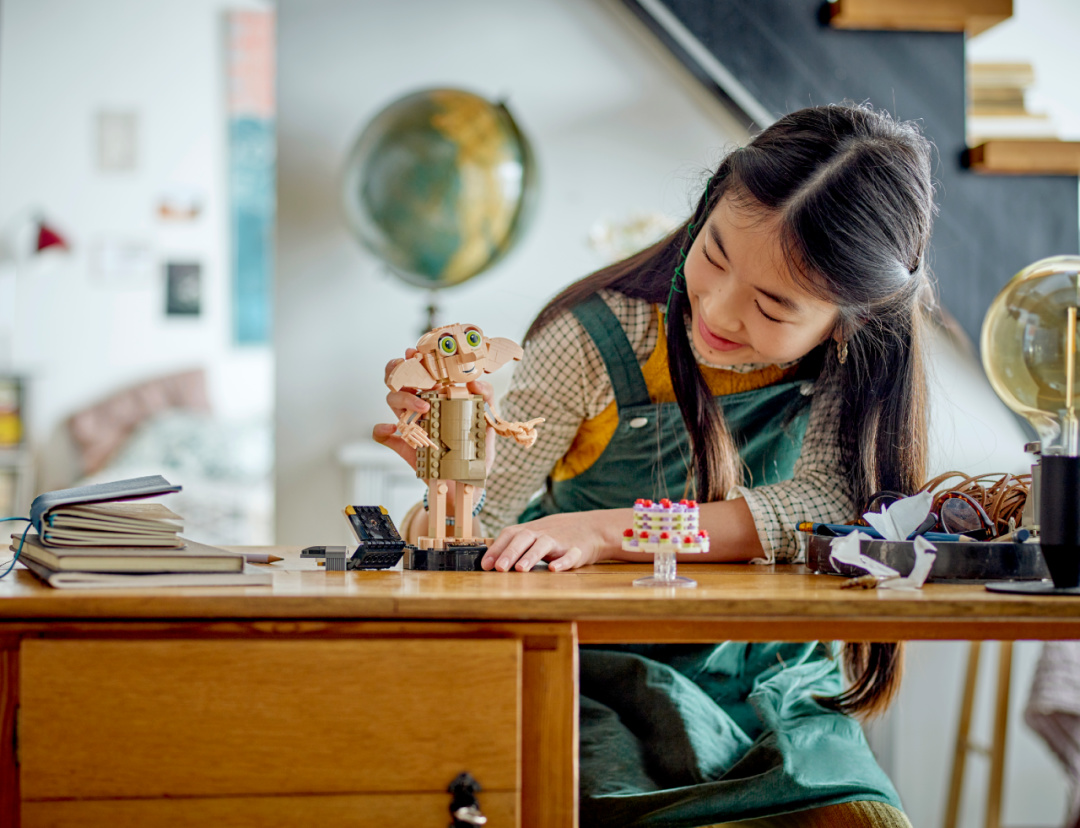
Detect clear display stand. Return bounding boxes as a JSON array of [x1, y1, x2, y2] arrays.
[[633, 547, 697, 588]]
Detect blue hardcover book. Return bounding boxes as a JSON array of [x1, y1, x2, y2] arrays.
[[29, 475, 182, 538]]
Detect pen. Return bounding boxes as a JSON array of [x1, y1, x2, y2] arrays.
[[796, 521, 964, 543], [242, 552, 284, 564]]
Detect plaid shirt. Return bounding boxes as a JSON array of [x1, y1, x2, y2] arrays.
[[480, 290, 853, 563]]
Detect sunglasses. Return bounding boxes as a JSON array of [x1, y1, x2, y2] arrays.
[[861, 489, 996, 540]]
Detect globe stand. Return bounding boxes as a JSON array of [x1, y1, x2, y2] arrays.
[[425, 290, 439, 333], [633, 549, 697, 588], [987, 455, 1080, 595]]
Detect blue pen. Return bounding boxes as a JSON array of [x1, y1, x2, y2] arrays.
[[797, 521, 963, 543]]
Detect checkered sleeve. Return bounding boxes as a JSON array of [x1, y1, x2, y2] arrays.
[[478, 291, 656, 534], [727, 372, 853, 564]]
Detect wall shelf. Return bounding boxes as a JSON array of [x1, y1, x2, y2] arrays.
[[824, 0, 1012, 36], [964, 140, 1080, 175]]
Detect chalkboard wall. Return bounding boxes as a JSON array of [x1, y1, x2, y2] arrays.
[[625, 0, 1079, 346]]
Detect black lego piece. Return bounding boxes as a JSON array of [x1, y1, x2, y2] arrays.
[[403, 544, 486, 571], [343, 505, 407, 570]]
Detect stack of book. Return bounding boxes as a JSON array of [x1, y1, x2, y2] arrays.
[[967, 61, 1057, 144], [11, 475, 271, 588]]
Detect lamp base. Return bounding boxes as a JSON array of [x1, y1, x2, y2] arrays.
[[986, 580, 1080, 596]]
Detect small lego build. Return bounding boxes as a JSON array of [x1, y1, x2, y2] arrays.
[[387, 322, 544, 570], [324, 546, 348, 571], [300, 505, 407, 571], [622, 498, 710, 587]]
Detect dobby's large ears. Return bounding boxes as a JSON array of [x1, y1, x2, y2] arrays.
[[484, 337, 524, 373], [387, 355, 439, 391]]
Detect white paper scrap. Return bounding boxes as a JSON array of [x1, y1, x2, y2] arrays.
[[879, 536, 937, 591], [829, 531, 937, 591], [828, 531, 900, 580], [862, 490, 934, 541]]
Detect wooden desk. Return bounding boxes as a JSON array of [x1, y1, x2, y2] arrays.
[[2, 549, 1079, 827]]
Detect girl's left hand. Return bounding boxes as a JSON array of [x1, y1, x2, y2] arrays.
[[482, 509, 626, 573]]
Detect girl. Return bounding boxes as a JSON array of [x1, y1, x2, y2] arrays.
[[376, 103, 934, 825]]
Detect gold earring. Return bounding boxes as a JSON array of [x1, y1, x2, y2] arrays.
[[837, 339, 848, 365]]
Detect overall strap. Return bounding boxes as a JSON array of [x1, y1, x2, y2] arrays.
[[570, 294, 651, 409]]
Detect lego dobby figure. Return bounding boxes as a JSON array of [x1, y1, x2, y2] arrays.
[[387, 323, 543, 550]]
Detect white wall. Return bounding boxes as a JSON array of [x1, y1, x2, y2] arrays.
[[0, 0, 274, 498], [276, 0, 748, 545]]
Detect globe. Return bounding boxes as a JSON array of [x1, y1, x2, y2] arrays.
[[981, 254, 1080, 454], [341, 88, 537, 290]]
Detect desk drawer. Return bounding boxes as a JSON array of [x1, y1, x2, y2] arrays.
[[21, 791, 518, 827], [19, 638, 521, 801]]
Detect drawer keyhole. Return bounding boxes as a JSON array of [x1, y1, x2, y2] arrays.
[[449, 771, 487, 826]]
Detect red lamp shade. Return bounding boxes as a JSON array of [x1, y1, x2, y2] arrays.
[[35, 221, 68, 253]]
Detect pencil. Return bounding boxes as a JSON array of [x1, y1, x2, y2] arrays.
[[242, 552, 284, 564]]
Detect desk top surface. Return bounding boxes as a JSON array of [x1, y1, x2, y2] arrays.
[[0, 548, 1078, 641]]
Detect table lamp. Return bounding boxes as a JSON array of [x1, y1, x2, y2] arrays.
[[982, 254, 1080, 594]]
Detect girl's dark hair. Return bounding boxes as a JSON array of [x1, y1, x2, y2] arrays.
[[527, 103, 937, 717]]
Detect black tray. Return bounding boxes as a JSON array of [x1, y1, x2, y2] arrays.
[[806, 534, 1050, 583]]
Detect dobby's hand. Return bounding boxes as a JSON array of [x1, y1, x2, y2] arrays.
[[395, 413, 437, 450], [487, 412, 545, 447]]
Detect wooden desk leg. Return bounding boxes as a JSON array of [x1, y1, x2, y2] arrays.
[[0, 636, 18, 826], [987, 641, 1013, 828], [522, 624, 579, 828], [945, 641, 981, 828]]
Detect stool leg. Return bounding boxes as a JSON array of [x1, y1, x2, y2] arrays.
[[986, 641, 1013, 828], [945, 641, 981, 828]]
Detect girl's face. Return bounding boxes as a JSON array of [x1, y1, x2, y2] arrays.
[[683, 195, 840, 366]]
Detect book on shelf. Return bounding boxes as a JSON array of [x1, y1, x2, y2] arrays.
[[17, 555, 272, 590], [30, 475, 184, 548], [11, 532, 244, 573]]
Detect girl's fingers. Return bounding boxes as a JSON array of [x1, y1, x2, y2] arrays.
[[482, 526, 588, 573], [371, 424, 418, 470], [514, 535, 557, 572], [385, 389, 430, 418], [483, 527, 531, 571], [550, 546, 585, 572], [467, 379, 495, 405], [494, 529, 538, 571]]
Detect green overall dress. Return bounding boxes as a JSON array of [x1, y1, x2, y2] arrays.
[[521, 295, 902, 826]]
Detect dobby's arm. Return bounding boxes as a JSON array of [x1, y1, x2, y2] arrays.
[[484, 404, 544, 448]]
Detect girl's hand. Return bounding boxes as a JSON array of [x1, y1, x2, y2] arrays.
[[482, 510, 625, 573], [372, 349, 428, 471], [372, 350, 497, 474]]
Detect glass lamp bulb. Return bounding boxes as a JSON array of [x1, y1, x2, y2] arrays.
[[982, 255, 1080, 456]]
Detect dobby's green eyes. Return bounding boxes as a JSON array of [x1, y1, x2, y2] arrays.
[[439, 335, 458, 355], [465, 330, 482, 348]]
